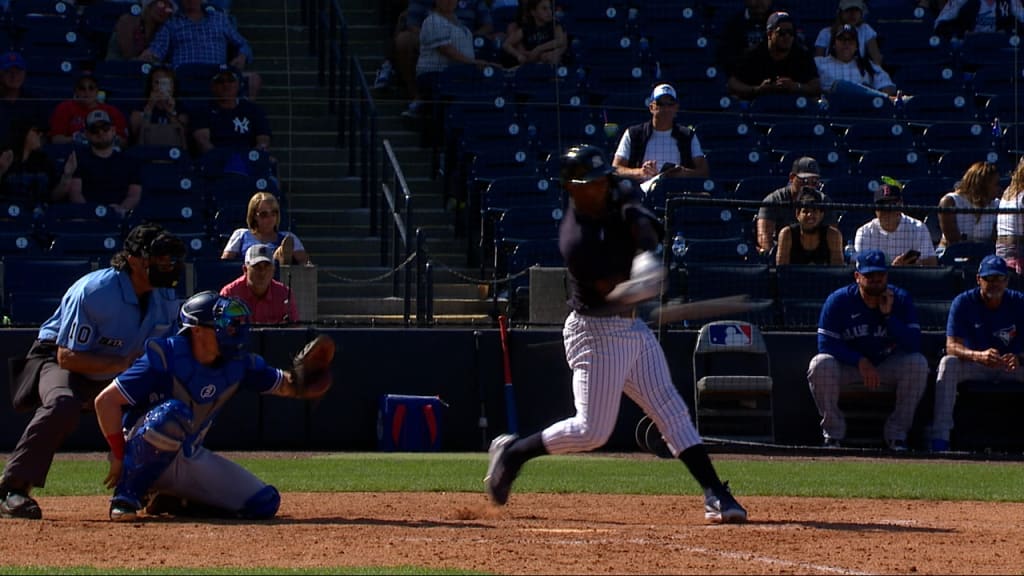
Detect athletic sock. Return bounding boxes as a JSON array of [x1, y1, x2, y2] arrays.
[[678, 444, 724, 493], [504, 432, 548, 475]]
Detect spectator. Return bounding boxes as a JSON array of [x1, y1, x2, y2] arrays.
[[776, 187, 844, 265], [376, 0, 433, 93], [727, 11, 821, 100], [807, 248, 929, 451], [48, 71, 130, 146], [0, 223, 184, 519], [611, 84, 709, 187], [854, 178, 938, 266], [129, 66, 188, 147], [220, 244, 299, 325], [755, 156, 830, 256], [814, 0, 883, 66], [996, 156, 1024, 273], [939, 161, 1000, 250], [934, 0, 1024, 39], [0, 118, 67, 204], [716, 0, 775, 76], [190, 65, 270, 154], [500, 0, 567, 67], [814, 23, 897, 98], [221, 192, 308, 266], [107, 0, 176, 61], [139, 0, 262, 99], [930, 254, 1024, 452], [68, 110, 142, 217], [404, 0, 500, 119], [0, 52, 49, 147]]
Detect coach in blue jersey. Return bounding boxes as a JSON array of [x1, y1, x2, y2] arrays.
[[930, 255, 1024, 452], [1, 223, 185, 520], [95, 292, 327, 521], [484, 145, 746, 523], [807, 249, 928, 451]]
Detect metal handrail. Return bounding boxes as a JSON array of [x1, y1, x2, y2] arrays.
[[381, 139, 432, 326]]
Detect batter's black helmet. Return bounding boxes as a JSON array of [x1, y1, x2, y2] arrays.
[[560, 145, 614, 186]]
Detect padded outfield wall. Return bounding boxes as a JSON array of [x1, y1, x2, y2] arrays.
[[2, 327, 1018, 453]]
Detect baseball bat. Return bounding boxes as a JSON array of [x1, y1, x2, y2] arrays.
[[649, 295, 770, 326], [497, 314, 519, 435]]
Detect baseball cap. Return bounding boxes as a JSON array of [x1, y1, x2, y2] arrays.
[[245, 244, 274, 266], [211, 64, 240, 81], [124, 223, 184, 258], [856, 249, 889, 274], [766, 11, 794, 32], [874, 177, 903, 203], [791, 157, 820, 178], [839, 0, 868, 13], [836, 23, 857, 39], [0, 51, 26, 71], [650, 83, 677, 103], [86, 109, 112, 128], [978, 254, 1009, 278]]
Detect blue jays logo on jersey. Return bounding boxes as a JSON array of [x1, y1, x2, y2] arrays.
[[995, 325, 1017, 347], [200, 384, 217, 399], [709, 324, 752, 346]]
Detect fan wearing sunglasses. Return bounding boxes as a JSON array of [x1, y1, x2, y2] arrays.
[[220, 192, 309, 266], [727, 11, 821, 100], [67, 109, 142, 217]]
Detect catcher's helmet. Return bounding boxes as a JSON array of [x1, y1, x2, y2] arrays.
[[560, 144, 614, 186], [179, 291, 251, 352]]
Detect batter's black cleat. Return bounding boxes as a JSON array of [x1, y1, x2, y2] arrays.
[[484, 434, 518, 506], [1, 491, 42, 520], [109, 496, 141, 522], [704, 482, 747, 524]]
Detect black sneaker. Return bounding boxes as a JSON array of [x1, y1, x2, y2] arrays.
[[109, 496, 140, 522], [704, 482, 748, 524], [1, 491, 42, 520], [484, 434, 518, 506]]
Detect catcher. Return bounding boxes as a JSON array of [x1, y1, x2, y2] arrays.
[[93, 291, 335, 521]]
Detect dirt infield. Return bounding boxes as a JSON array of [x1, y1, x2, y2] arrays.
[[2, 492, 1022, 574]]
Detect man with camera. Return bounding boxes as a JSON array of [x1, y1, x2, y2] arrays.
[[611, 83, 710, 190]]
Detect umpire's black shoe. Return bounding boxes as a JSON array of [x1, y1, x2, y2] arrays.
[[484, 434, 518, 506], [0, 490, 42, 520]]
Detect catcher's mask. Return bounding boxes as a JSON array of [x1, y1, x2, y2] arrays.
[[179, 291, 251, 353], [561, 144, 615, 217]]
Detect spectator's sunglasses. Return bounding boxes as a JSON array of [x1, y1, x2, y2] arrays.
[[87, 123, 112, 134], [256, 209, 279, 218]]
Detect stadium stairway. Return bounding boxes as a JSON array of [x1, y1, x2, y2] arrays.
[[236, 0, 496, 325]]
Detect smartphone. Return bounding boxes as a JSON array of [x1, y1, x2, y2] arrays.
[[903, 250, 920, 261]]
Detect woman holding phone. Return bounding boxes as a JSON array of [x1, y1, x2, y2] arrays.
[[130, 66, 188, 147]]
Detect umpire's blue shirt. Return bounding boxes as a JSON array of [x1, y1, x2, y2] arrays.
[[38, 267, 180, 381]]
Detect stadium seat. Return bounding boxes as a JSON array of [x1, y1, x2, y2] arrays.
[[821, 176, 874, 205], [764, 120, 838, 156], [36, 202, 125, 236], [937, 241, 995, 271], [839, 120, 915, 153], [777, 149, 852, 179], [5, 293, 62, 325], [677, 237, 755, 264], [745, 93, 819, 125], [46, 232, 122, 260], [703, 147, 769, 187], [933, 149, 1007, 178], [694, 119, 761, 152], [0, 232, 44, 258], [693, 320, 774, 440], [679, 263, 775, 327], [667, 200, 745, 240], [1, 256, 94, 308], [776, 265, 854, 328], [821, 89, 895, 120], [917, 121, 992, 155], [900, 92, 976, 124], [854, 148, 929, 183], [886, 266, 964, 301], [0, 199, 35, 234], [193, 257, 243, 294]]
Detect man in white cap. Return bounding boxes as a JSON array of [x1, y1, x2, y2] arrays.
[[219, 244, 298, 325], [612, 83, 709, 187]]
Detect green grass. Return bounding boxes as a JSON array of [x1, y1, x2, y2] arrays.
[[12, 452, 1024, 502]]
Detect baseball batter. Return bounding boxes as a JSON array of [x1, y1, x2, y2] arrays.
[[808, 249, 928, 450], [484, 145, 747, 523], [94, 291, 333, 521], [1, 223, 185, 520]]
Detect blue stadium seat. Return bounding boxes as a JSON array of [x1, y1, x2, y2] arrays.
[[677, 237, 756, 264], [193, 257, 243, 294], [821, 176, 874, 205], [886, 266, 965, 300], [899, 176, 957, 207], [680, 262, 776, 327], [5, 293, 62, 325], [46, 232, 122, 260], [764, 120, 838, 155], [81, 1, 139, 36], [36, 202, 125, 236], [839, 120, 915, 153], [510, 63, 581, 105], [899, 92, 976, 124], [917, 121, 993, 155], [933, 149, 1007, 178], [745, 93, 820, 125], [776, 265, 855, 328], [0, 232, 44, 258], [854, 148, 929, 182], [703, 147, 768, 186], [667, 200, 746, 240], [0, 199, 35, 234], [126, 192, 208, 234], [893, 60, 963, 94], [937, 241, 995, 271], [777, 149, 852, 180], [2, 256, 93, 302], [694, 119, 761, 152], [821, 89, 895, 120]]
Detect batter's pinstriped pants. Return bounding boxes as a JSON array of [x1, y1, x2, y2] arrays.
[[541, 311, 702, 456], [807, 352, 928, 442]]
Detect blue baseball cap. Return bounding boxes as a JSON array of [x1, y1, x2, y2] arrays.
[[978, 254, 1009, 278], [856, 249, 888, 274]]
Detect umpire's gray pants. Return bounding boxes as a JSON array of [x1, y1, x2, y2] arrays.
[[807, 352, 929, 442], [932, 355, 1024, 441]]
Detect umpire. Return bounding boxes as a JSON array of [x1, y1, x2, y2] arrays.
[[1, 223, 185, 519]]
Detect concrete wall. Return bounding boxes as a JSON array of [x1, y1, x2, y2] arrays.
[[0, 327, 1018, 453]]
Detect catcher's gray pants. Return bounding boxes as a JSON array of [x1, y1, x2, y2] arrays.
[[152, 446, 268, 512], [541, 312, 702, 457], [807, 352, 928, 442], [932, 355, 1024, 441]]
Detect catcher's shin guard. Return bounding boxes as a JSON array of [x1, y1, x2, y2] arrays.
[[115, 399, 192, 504], [239, 485, 280, 519]]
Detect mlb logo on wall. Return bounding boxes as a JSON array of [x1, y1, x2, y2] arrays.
[[709, 323, 751, 346]]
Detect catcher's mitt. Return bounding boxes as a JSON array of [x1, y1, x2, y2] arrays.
[[291, 334, 335, 399]]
